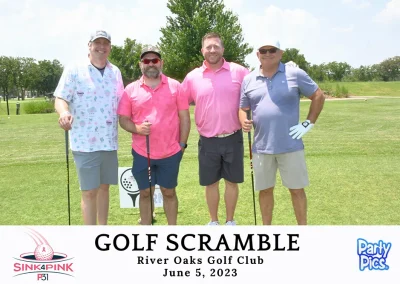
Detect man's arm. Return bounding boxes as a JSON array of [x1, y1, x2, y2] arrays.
[[239, 108, 252, 133], [55, 97, 73, 130], [306, 88, 325, 123], [119, 116, 151, 135], [178, 109, 190, 151]]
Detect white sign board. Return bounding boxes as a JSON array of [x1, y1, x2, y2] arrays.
[[118, 167, 163, 208]]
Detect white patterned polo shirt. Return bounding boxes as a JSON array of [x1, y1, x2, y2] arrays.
[[54, 59, 124, 152]]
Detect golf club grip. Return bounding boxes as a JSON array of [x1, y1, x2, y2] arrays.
[[146, 135, 150, 155], [146, 135, 154, 225], [64, 130, 71, 226], [65, 130, 69, 155], [246, 110, 253, 160]]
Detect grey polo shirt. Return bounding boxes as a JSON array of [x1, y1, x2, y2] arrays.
[[240, 62, 318, 154]]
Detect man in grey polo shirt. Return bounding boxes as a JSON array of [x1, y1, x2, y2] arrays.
[[239, 40, 325, 225]]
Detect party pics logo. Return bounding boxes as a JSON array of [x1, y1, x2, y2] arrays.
[[357, 238, 391, 271], [13, 228, 74, 280]]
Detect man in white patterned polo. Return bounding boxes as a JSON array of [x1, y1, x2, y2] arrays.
[[54, 30, 124, 225]]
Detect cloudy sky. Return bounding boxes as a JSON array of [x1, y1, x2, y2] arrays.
[[1, 0, 399, 69]]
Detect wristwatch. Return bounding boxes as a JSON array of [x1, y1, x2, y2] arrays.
[[302, 120, 311, 128], [179, 142, 187, 149]]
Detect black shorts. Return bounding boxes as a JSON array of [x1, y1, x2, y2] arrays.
[[198, 130, 244, 186]]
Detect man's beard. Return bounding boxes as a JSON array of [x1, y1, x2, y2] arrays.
[[143, 66, 161, 79]]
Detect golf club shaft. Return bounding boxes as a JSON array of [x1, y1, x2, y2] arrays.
[[65, 130, 71, 226], [247, 110, 257, 225], [146, 135, 154, 225]]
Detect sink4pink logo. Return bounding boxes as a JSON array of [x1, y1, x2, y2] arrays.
[[13, 228, 74, 281]]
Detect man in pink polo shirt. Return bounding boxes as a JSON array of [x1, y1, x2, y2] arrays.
[[181, 32, 249, 225], [118, 45, 191, 225]]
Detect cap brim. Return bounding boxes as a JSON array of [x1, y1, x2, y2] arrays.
[[258, 44, 279, 49], [90, 36, 111, 42], [140, 51, 161, 59]]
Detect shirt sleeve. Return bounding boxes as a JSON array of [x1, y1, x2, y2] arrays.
[[176, 83, 189, 111], [117, 88, 133, 117], [116, 69, 125, 103], [296, 68, 319, 97], [181, 76, 194, 105], [53, 64, 76, 102], [239, 76, 251, 109]]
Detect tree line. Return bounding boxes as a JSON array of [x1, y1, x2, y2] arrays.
[[282, 49, 400, 82], [1, 0, 399, 101], [0, 56, 63, 101]]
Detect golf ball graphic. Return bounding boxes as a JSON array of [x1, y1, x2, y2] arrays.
[[120, 169, 139, 193], [34, 244, 54, 260]]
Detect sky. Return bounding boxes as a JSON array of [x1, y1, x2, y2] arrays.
[[1, 0, 399, 69]]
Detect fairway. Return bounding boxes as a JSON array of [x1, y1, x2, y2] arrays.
[[0, 98, 399, 225]]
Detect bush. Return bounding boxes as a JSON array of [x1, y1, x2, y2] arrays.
[[23, 101, 55, 114], [331, 84, 349, 98]]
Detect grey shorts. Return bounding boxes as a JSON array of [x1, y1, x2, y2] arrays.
[[72, 151, 118, 190], [198, 130, 244, 186], [253, 150, 309, 190]]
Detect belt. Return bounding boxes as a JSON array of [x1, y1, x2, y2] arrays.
[[214, 130, 238, 138]]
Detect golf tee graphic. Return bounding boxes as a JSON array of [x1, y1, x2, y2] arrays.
[[118, 167, 163, 208], [13, 228, 74, 280]]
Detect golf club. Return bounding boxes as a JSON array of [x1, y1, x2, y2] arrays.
[[246, 110, 257, 225], [65, 130, 71, 225], [146, 134, 154, 225]]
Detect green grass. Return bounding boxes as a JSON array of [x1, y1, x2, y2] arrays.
[[1, 97, 399, 225], [319, 81, 400, 97]]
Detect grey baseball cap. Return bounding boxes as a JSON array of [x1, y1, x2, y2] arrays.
[[89, 30, 111, 42], [140, 45, 161, 59]]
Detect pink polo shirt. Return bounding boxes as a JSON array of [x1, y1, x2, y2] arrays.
[[117, 74, 189, 159], [181, 59, 249, 138]]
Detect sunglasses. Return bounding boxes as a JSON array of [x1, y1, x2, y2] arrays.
[[259, 47, 278, 54], [141, 58, 160, 64]]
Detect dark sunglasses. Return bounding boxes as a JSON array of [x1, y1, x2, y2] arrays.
[[259, 47, 278, 54], [141, 58, 160, 64]]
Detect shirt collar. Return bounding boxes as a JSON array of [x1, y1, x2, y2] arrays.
[[87, 58, 111, 69], [139, 73, 167, 86], [200, 58, 230, 72], [257, 62, 285, 78]]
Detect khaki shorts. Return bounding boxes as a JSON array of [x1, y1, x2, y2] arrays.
[[253, 150, 309, 190], [72, 150, 118, 190]]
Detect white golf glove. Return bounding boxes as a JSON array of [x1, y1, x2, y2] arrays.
[[289, 120, 314, 139], [285, 61, 298, 68]]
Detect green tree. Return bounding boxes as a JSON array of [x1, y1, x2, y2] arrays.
[[159, 0, 252, 80], [326, 61, 352, 81], [377, 56, 400, 81], [109, 38, 143, 86], [19, 57, 37, 100], [281, 48, 310, 71], [35, 60, 63, 96], [308, 63, 328, 82], [0, 56, 13, 101]]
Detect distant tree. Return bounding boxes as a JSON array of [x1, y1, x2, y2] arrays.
[[19, 57, 37, 100], [159, 0, 252, 80], [35, 60, 63, 96], [0, 56, 13, 100], [325, 61, 352, 81], [351, 65, 374, 82], [109, 38, 143, 86], [281, 48, 310, 72], [377, 56, 400, 81], [308, 63, 328, 82]]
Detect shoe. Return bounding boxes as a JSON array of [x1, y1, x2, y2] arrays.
[[225, 220, 236, 226], [138, 212, 156, 224], [207, 221, 220, 225]]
